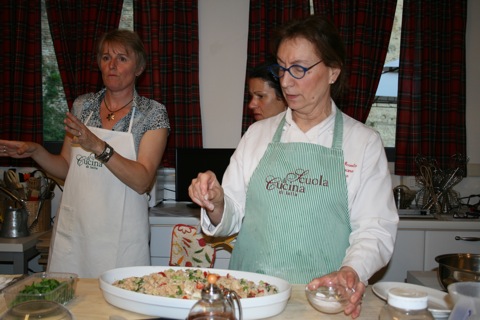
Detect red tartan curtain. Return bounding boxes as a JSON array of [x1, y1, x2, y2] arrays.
[[394, 0, 467, 176], [134, 0, 201, 167], [0, 0, 42, 167], [313, 0, 397, 123], [241, 0, 311, 133], [45, 0, 124, 110]]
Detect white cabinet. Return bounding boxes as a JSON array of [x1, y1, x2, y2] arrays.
[[149, 204, 480, 283], [371, 219, 480, 284], [371, 230, 425, 283], [149, 203, 232, 269]]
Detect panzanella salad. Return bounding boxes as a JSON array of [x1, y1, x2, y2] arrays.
[[112, 268, 278, 299]]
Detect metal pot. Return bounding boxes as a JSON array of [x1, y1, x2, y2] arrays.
[[435, 253, 480, 290], [0, 186, 30, 238]]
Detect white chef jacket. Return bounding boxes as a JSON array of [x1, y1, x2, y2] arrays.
[[201, 101, 399, 284]]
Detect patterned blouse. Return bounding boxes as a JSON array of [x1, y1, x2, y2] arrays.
[[72, 88, 170, 154]]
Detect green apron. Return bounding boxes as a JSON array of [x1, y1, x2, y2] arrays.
[[229, 110, 351, 284]]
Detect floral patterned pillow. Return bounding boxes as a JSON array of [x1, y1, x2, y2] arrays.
[[169, 224, 216, 268]]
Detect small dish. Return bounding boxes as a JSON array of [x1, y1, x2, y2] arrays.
[[305, 282, 354, 314], [1, 300, 73, 320]]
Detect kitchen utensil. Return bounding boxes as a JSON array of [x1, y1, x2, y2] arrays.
[[435, 254, 480, 290], [28, 197, 46, 232], [28, 178, 56, 232], [4, 169, 26, 200], [393, 185, 417, 209], [0, 186, 30, 238]]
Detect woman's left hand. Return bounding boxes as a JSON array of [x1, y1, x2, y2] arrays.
[[307, 266, 366, 319], [64, 112, 103, 155]]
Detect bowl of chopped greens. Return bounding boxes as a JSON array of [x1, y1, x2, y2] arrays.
[[2, 272, 78, 308]]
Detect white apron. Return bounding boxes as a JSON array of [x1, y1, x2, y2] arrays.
[[47, 108, 150, 278]]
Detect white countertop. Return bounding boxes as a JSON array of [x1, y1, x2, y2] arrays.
[[398, 217, 480, 230], [407, 270, 444, 291], [149, 202, 200, 225], [149, 202, 480, 231], [0, 232, 45, 252]]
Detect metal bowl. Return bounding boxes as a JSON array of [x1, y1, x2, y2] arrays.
[[435, 253, 480, 290]]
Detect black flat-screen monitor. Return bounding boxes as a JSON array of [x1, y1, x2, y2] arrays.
[[175, 148, 235, 203]]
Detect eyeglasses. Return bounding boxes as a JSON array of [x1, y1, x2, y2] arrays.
[[268, 60, 323, 80]]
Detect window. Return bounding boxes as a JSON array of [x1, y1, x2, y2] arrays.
[[41, 0, 68, 143], [365, 0, 403, 149], [41, 0, 133, 149]]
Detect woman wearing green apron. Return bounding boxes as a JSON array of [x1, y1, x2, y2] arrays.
[[189, 16, 398, 318]]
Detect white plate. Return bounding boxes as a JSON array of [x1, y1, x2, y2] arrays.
[[99, 266, 292, 320], [372, 282, 454, 319]]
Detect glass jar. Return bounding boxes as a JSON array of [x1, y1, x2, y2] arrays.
[[187, 274, 242, 320], [379, 287, 434, 320]]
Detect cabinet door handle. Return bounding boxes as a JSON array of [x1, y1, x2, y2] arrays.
[[455, 236, 480, 242]]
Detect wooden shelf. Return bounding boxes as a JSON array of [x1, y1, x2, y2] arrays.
[[35, 230, 52, 270]]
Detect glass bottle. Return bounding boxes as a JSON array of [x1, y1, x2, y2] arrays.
[[379, 287, 434, 320], [187, 274, 242, 320]]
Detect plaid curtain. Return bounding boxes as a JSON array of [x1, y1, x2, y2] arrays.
[[46, 0, 124, 110], [0, 0, 42, 167], [394, 0, 467, 176], [134, 0, 201, 167], [241, 0, 311, 133], [313, 0, 397, 123]]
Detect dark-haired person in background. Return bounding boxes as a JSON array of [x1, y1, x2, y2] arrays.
[[189, 15, 398, 318], [247, 60, 287, 121], [0, 29, 170, 278]]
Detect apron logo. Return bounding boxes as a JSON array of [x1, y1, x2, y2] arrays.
[[344, 161, 357, 178], [76, 153, 103, 170], [265, 168, 328, 196]]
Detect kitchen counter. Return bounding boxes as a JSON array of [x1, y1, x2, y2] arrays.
[[407, 271, 443, 291], [149, 202, 480, 230], [149, 202, 480, 283], [398, 216, 480, 230], [0, 232, 47, 274], [0, 278, 387, 319], [149, 202, 200, 225]]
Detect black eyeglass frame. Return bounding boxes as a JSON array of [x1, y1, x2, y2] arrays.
[[268, 60, 323, 80]]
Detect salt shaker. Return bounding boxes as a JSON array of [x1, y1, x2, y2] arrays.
[[187, 274, 242, 320], [379, 287, 434, 320]]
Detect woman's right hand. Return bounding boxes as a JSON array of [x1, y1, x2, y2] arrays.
[[188, 171, 225, 223], [0, 140, 40, 159]]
